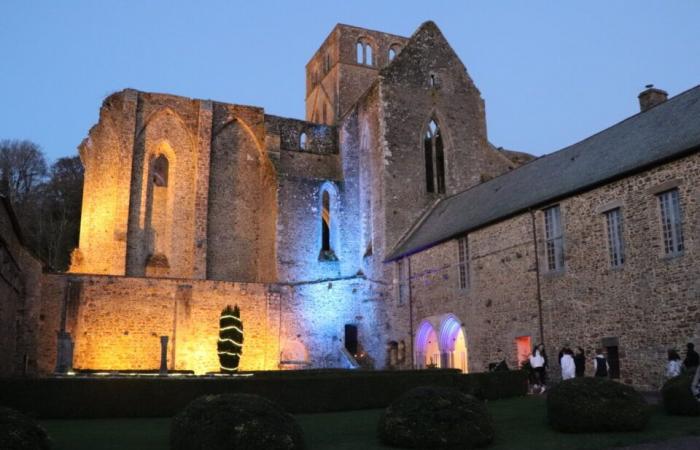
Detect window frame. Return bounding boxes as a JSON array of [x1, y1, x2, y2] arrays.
[[457, 236, 469, 290], [657, 188, 684, 257], [604, 207, 625, 268], [543, 205, 564, 272]]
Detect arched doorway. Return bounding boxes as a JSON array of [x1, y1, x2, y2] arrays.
[[415, 320, 441, 368], [439, 314, 468, 373]]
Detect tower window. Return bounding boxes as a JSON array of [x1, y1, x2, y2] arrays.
[[324, 53, 331, 72], [152, 154, 169, 187], [356, 39, 374, 66], [322, 103, 327, 124], [423, 119, 445, 194], [300, 132, 307, 150]]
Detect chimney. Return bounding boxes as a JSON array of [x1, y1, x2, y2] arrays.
[[638, 84, 668, 112]]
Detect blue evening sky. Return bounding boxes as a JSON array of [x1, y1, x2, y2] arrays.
[[1, 1, 699, 162]]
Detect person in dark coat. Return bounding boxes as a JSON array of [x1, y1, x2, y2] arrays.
[[593, 348, 609, 377], [683, 342, 699, 372], [574, 347, 585, 377]]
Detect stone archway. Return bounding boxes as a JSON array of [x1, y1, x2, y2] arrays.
[[414, 320, 440, 369], [438, 314, 468, 373]]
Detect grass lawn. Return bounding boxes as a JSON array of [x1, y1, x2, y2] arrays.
[[41, 396, 700, 450]]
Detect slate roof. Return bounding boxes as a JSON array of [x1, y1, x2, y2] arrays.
[[387, 84, 700, 261]]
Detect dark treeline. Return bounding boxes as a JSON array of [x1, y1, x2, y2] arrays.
[[0, 139, 83, 271]]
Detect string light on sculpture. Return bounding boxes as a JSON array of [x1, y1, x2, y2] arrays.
[[217, 304, 244, 373]]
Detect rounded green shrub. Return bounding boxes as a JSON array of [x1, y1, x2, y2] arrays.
[[0, 407, 51, 450], [547, 377, 650, 432], [170, 394, 304, 450], [662, 374, 700, 416], [378, 385, 494, 449]]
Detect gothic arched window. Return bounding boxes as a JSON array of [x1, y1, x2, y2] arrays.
[[424, 119, 445, 194], [322, 190, 331, 252], [152, 154, 169, 187], [300, 132, 307, 150]]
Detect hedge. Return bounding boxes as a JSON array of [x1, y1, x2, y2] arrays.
[[0, 369, 527, 419], [661, 374, 700, 416]]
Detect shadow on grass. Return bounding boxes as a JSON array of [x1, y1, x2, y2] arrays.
[[41, 396, 700, 450]]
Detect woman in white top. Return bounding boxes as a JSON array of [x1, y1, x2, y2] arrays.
[[666, 349, 682, 379], [560, 348, 576, 380], [529, 344, 548, 392]]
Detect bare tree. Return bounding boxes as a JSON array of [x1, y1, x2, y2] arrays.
[[0, 140, 83, 270], [0, 139, 48, 204]]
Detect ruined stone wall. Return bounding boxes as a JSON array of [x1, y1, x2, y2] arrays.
[[72, 90, 138, 275], [0, 198, 43, 376], [207, 103, 277, 283], [399, 152, 700, 388], [38, 274, 281, 374], [378, 22, 514, 256], [36, 273, 386, 374]]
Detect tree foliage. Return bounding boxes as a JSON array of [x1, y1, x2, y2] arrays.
[[0, 139, 83, 270], [217, 305, 243, 373]]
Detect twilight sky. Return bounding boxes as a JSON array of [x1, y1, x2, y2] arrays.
[[1, 0, 699, 162]]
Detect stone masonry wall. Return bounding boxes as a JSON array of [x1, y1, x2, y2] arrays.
[[400, 151, 700, 389], [36, 273, 381, 375], [0, 198, 43, 376]]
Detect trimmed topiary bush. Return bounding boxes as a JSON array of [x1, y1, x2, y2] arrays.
[[171, 394, 304, 450], [378, 386, 494, 449], [0, 407, 51, 450], [547, 377, 650, 432], [662, 374, 700, 416]]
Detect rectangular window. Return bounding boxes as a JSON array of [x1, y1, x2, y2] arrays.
[[544, 205, 564, 271], [457, 237, 469, 289], [658, 189, 684, 256], [605, 208, 625, 267], [397, 259, 409, 306]]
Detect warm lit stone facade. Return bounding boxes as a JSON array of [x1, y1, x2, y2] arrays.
[[18, 21, 698, 388]]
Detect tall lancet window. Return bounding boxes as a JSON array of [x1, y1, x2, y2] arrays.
[[322, 190, 331, 252], [424, 119, 446, 194]]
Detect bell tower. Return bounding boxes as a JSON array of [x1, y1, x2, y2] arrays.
[[305, 24, 408, 125]]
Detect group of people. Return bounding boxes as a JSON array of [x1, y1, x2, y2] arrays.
[[528, 341, 700, 396]]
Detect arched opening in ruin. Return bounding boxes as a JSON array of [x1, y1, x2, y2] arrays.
[[439, 314, 468, 373], [415, 320, 440, 369]]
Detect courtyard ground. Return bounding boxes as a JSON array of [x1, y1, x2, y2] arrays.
[[41, 396, 699, 450]]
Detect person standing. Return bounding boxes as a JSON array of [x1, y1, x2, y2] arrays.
[[593, 348, 609, 378], [574, 347, 586, 377], [666, 349, 682, 379], [561, 348, 576, 380], [529, 344, 548, 393], [683, 343, 699, 372]]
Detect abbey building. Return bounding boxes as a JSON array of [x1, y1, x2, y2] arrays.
[[3, 21, 698, 389]]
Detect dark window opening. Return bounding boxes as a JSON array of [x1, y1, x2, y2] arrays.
[[152, 155, 169, 187], [322, 190, 330, 251], [424, 119, 445, 194], [345, 324, 358, 356], [606, 345, 620, 379]]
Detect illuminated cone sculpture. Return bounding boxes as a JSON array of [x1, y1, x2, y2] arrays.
[[217, 305, 243, 373]]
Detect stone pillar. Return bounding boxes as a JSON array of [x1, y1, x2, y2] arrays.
[[159, 336, 169, 375]]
